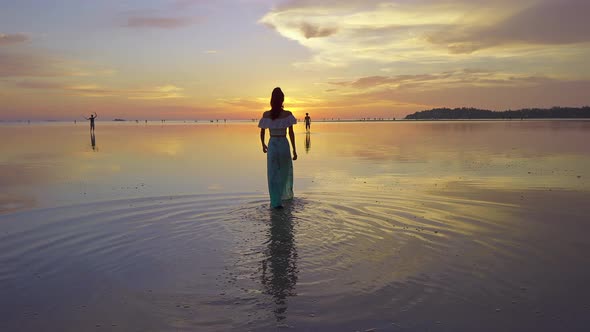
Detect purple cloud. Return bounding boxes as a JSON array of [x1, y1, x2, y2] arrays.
[[0, 33, 29, 46], [299, 22, 338, 39], [0, 52, 61, 77]]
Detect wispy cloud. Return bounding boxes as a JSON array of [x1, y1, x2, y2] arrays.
[[128, 85, 185, 99], [329, 70, 556, 90], [0, 33, 29, 46], [325, 73, 590, 112], [426, 0, 590, 54], [69, 84, 185, 99], [14, 80, 185, 99], [0, 51, 116, 78], [221, 97, 267, 109], [0, 52, 62, 77], [123, 16, 197, 29], [15, 80, 64, 89], [260, 0, 590, 69], [266, 21, 339, 39]]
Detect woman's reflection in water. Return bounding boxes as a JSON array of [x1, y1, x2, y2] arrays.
[[305, 132, 311, 154], [261, 202, 298, 322]]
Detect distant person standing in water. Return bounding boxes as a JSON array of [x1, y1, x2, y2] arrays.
[[305, 113, 311, 131], [259, 87, 297, 209], [84, 112, 97, 132]]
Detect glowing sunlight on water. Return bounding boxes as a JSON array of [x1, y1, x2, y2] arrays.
[[1, 120, 590, 331]]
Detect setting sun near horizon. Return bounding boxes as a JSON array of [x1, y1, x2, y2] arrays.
[[1, 0, 589, 121]]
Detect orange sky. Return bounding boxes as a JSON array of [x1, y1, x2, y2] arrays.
[[1, 0, 589, 120]]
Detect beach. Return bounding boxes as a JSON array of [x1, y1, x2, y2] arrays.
[[1, 120, 590, 331]]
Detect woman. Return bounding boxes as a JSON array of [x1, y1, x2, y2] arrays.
[[259, 87, 298, 208]]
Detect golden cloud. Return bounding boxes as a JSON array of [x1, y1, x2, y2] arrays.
[[14, 80, 185, 99], [260, 0, 590, 68]]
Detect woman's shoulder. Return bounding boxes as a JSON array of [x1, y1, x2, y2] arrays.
[[279, 110, 293, 118], [262, 110, 293, 119]]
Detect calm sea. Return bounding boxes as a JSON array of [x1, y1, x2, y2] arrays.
[[1, 120, 590, 331]]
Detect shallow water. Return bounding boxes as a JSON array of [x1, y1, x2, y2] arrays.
[[1, 121, 590, 331]]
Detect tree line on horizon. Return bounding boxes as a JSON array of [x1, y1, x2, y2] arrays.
[[404, 106, 590, 120]]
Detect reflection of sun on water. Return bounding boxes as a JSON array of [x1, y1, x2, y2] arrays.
[[153, 140, 184, 156]]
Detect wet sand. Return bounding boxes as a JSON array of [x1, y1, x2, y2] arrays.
[[1, 121, 590, 331]]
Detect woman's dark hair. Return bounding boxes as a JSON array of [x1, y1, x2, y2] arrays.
[[270, 87, 284, 120]]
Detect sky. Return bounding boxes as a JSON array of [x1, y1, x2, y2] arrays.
[[1, 0, 589, 120]]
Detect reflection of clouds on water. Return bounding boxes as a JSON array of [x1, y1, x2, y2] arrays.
[[261, 203, 298, 322]]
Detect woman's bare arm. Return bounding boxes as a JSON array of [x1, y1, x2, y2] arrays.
[[260, 128, 268, 153], [288, 125, 297, 160]]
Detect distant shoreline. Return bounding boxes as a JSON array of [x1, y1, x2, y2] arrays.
[[3, 118, 590, 125], [2, 106, 590, 123], [405, 106, 590, 120]]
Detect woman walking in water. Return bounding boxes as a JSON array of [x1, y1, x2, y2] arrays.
[[259, 87, 297, 208]]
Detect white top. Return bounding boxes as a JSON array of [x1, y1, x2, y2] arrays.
[[258, 113, 297, 134]]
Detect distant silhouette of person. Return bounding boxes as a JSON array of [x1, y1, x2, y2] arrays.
[[304, 113, 311, 131], [305, 132, 311, 153], [84, 112, 97, 132], [259, 87, 298, 209], [261, 204, 298, 322], [90, 131, 97, 151]]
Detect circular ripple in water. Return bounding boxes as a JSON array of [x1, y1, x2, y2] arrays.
[[0, 190, 526, 331]]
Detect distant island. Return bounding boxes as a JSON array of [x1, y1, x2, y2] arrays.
[[405, 106, 590, 120], [113, 118, 126, 121]]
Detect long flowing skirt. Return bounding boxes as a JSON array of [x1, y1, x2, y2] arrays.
[[267, 137, 294, 207]]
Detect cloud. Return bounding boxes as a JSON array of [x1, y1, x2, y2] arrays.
[[123, 16, 196, 29], [68, 84, 185, 99], [263, 20, 338, 39], [329, 70, 556, 90], [15, 80, 65, 89], [325, 73, 590, 113], [260, 0, 485, 66], [219, 95, 329, 113], [0, 52, 61, 77], [427, 0, 590, 53], [221, 97, 267, 109], [0, 33, 29, 46], [0, 51, 116, 78], [128, 85, 185, 99], [13, 80, 185, 99], [298, 22, 338, 39], [260, 0, 590, 69]]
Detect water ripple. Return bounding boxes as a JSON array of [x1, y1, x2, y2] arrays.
[[0, 190, 530, 330]]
